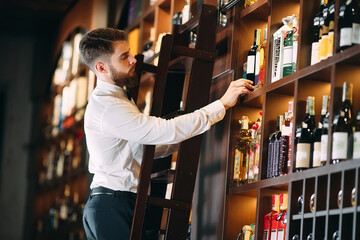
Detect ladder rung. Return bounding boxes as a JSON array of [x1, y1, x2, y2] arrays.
[[178, 15, 200, 34], [147, 196, 191, 211], [173, 45, 215, 61], [151, 169, 175, 183], [142, 63, 157, 73]]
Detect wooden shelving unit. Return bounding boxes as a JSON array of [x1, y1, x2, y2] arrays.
[[34, 28, 92, 240], [121, 0, 360, 239], [220, 0, 360, 239]]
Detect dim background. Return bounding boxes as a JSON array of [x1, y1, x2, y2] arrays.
[[0, 0, 127, 239]]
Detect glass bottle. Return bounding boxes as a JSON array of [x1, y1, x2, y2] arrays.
[[295, 97, 316, 171], [332, 82, 353, 164], [353, 110, 360, 159], [320, 95, 330, 166], [247, 29, 260, 85]]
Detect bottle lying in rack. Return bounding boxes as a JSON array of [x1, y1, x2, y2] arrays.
[[332, 82, 353, 163]]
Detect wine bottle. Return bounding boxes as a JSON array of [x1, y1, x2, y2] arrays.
[[279, 113, 290, 175], [292, 15, 299, 73], [320, 95, 330, 166], [338, 0, 360, 51], [327, 0, 335, 57], [353, 110, 360, 159], [311, 15, 321, 65], [258, 27, 267, 87], [273, 115, 283, 177], [319, 0, 329, 61], [247, 29, 260, 85], [313, 95, 329, 167], [332, 82, 353, 164], [295, 97, 316, 171], [255, 28, 265, 87]]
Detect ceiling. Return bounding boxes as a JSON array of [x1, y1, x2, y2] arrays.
[[0, 0, 79, 32]]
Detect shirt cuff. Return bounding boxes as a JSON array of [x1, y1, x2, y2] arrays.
[[201, 100, 226, 125]]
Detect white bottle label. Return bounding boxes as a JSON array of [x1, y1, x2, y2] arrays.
[[313, 142, 321, 167], [332, 132, 348, 159], [340, 28, 352, 47], [311, 42, 319, 65], [353, 132, 360, 159], [283, 46, 293, 66], [296, 143, 311, 168], [277, 229, 285, 240], [247, 55, 255, 74], [320, 134, 328, 162], [352, 23, 360, 44], [271, 230, 278, 240]]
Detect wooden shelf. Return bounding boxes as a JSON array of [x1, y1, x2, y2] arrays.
[[240, 0, 270, 21]]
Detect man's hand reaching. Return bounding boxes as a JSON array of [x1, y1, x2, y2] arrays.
[[220, 79, 255, 110]]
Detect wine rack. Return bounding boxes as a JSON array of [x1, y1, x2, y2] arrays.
[[221, 0, 360, 239]]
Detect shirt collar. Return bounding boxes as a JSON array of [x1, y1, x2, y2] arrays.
[[96, 79, 127, 99]]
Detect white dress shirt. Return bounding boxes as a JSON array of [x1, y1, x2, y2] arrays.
[[84, 79, 226, 192]]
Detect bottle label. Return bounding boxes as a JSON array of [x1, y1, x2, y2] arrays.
[[352, 23, 360, 44], [233, 149, 240, 180], [277, 229, 285, 240], [271, 230, 278, 240], [340, 28, 352, 48], [311, 42, 319, 65], [320, 134, 328, 162], [296, 143, 311, 168], [328, 31, 334, 57], [332, 132, 348, 160], [313, 142, 321, 167], [320, 35, 329, 60], [283, 46, 293, 66], [353, 132, 360, 159], [247, 55, 255, 74]]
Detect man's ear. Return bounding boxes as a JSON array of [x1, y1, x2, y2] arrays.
[[94, 62, 107, 74]]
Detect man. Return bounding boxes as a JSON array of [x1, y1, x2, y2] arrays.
[[79, 28, 254, 240]]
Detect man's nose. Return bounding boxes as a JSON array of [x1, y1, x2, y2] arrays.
[[129, 54, 137, 65]]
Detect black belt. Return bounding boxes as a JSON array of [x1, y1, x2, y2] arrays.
[[90, 186, 136, 198]]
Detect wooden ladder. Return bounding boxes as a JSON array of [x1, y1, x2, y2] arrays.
[[130, 4, 217, 239]]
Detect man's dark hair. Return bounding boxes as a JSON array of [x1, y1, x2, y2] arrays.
[[79, 28, 127, 71]]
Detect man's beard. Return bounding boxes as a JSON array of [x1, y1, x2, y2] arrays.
[[109, 64, 138, 88]]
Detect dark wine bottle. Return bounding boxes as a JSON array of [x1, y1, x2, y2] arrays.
[[246, 29, 260, 85], [353, 110, 360, 159], [295, 96, 316, 171], [320, 95, 330, 166], [338, 0, 360, 51], [332, 82, 353, 164], [313, 95, 329, 167]]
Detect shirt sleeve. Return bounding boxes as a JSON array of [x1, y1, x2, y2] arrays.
[[154, 144, 179, 159], [101, 99, 226, 145]]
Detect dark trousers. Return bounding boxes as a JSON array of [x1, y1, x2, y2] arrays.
[[83, 192, 135, 240]]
